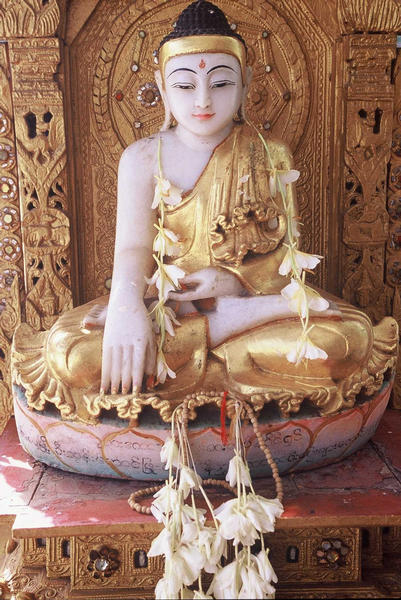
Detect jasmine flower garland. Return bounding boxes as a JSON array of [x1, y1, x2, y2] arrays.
[[247, 120, 330, 365], [136, 398, 283, 600], [146, 138, 185, 384]]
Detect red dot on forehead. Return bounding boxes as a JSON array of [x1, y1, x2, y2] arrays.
[[199, 59, 206, 69]]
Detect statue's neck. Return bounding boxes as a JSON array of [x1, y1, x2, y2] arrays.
[[174, 122, 234, 153]]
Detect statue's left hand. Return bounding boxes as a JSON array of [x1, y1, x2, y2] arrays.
[[168, 267, 243, 301]]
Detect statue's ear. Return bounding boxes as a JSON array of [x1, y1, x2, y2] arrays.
[[155, 70, 173, 131], [155, 70, 169, 106], [245, 65, 252, 89], [241, 65, 252, 111]]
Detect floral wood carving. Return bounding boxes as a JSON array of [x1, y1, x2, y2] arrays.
[[8, 37, 73, 331], [0, 43, 22, 433], [388, 51, 401, 407], [338, 0, 401, 34], [0, 0, 60, 37], [342, 34, 396, 323]]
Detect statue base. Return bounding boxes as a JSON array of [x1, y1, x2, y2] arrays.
[[13, 378, 393, 480]]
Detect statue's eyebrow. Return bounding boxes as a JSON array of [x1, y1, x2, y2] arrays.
[[207, 64, 236, 74], [167, 67, 197, 78]]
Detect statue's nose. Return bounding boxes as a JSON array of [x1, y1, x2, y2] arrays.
[[195, 84, 211, 109]]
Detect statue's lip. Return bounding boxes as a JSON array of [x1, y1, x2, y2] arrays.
[[192, 113, 215, 119]]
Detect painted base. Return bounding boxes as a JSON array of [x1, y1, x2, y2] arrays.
[[13, 380, 392, 481]]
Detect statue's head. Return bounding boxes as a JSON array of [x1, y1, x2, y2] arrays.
[[155, 0, 251, 135]]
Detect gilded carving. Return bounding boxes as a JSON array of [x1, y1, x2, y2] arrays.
[[383, 526, 401, 555], [361, 527, 383, 569], [338, 0, 401, 34], [46, 537, 70, 579], [8, 36, 73, 331], [0, 0, 60, 38], [21, 538, 46, 568], [341, 34, 396, 325], [266, 527, 360, 583], [387, 51, 401, 407], [70, 533, 163, 591], [0, 43, 23, 433]]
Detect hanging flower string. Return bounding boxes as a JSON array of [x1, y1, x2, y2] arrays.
[[129, 397, 283, 600], [146, 139, 185, 384], [247, 120, 330, 364]]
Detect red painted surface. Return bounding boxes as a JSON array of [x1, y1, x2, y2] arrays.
[[1, 412, 401, 536]]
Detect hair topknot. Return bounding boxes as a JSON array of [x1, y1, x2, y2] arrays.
[[159, 0, 246, 49]]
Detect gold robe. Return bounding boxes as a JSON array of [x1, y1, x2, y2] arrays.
[[12, 125, 398, 424]]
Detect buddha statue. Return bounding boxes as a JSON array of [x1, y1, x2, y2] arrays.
[[12, 1, 398, 471]]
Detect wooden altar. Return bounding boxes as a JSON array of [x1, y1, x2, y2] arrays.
[[1, 410, 401, 598]]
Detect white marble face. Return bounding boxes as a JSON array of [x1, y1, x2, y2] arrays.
[[163, 52, 243, 137]]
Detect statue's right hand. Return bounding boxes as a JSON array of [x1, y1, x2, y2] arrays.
[[100, 302, 156, 395]]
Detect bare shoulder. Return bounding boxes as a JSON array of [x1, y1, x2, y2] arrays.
[[119, 134, 159, 179]]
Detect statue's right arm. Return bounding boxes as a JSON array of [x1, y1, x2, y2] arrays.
[[101, 138, 157, 394]]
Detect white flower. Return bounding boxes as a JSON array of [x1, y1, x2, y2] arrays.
[[215, 499, 259, 546], [193, 591, 213, 599], [179, 465, 201, 498], [255, 548, 278, 584], [152, 176, 183, 209], [279, 248, 323, 276], [202, 530, 227, 573], [155, 576, 177, 599], [170, 544, 204, 586], [239, 174, 250, 184], [281, 279, 329, 318], [157, 354, 176, 384], [182, 525, 227, 574], [239, 563, 275, 599], [146, 263, 186, 302], [148, 527, 173, 559], [152, 483, 180, 515], [286, 336, 328, 364], [153, 227, 180, 257], [215, 495, 283, 545], [207, 561, 239, 599], [180, 504, 206, 526], [149, 302, 181, 336], [246, 494, 284, 533], [225, 451, 252, 488], [269, 168, 300, 198], [160, 437, 179, 470]]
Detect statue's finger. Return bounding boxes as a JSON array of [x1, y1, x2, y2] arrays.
[[145, 339, 157, 376], [110, 344, 123, 394], [132, 345, 146, 389], [100, 345, 113, 392], [121, 345, 133, 394], [168, 290, 198, 301]]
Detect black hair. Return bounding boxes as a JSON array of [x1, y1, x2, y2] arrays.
[[159, 0, 246, 50]]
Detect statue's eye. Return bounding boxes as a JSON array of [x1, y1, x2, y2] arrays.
[[172, 83, 195, 90], [211, 80, 235, 88]]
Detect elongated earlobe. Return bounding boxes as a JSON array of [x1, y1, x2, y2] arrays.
[[155, 70, 172, 131], [240, 66, 252, 123]]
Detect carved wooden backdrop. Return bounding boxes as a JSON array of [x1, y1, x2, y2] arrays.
[[0, 0, 400, 430]]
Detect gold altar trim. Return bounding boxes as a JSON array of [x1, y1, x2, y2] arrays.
[[159, 35, 247, 82]]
